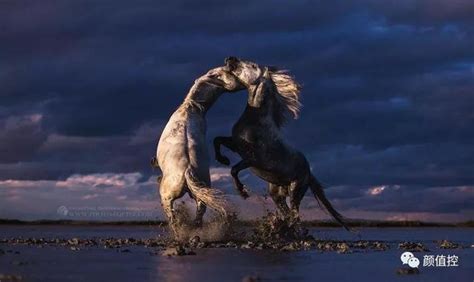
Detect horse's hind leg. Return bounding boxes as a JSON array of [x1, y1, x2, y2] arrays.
[[194, 200, 206, 227], [159, 177, 185, 236], [230, 160, 251, 199], [161, 194, 176, 230], [289, 180, 309, 221], [268, 183, 290, 217]]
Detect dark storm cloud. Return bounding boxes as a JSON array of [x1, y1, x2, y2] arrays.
[[0, 114, 47, 163], [366, 0, 474, 27], [0, 0, 473, 219]]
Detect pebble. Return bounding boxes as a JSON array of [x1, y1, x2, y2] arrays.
[[396, 267, 420, 275], [162, 246, 196, 256], [10, 261, 27, 266], [189, 236, 200, 248], [0, 274, 23, 281], [336, 243, 351, 254], [398, 242, 429, 252], [438, 240, 460, 249], [0, 236, 464, 255], [242, 275, 261, 282]]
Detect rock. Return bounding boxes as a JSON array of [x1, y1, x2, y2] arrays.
[[438, 240, 460, 249], [396, 267, 420, 275], [353, 241, 369, 249], [226, 242, 237, 248], [68, 238, 79, 245], [10, 261, 27, 266], [242, 275, 261, 282], [162, 246, 196, 256], [372, 241, 389, 251], [336, 243, 351, 254], [162, 247, 179, 256], [0, 274, 23, 281], [196, 242, 206, 249], [398, 242, 429, 252], [240, 241, 255, 249], [70, 246, 80, 251], [317, 242, 337, 251], [280, 242, 298, 251], [189, 236, 200, 248], [302, 240, 314, 250]]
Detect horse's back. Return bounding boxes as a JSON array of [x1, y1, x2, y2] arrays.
[[156, 108, 209, 182], [185, 111, 210, 180]]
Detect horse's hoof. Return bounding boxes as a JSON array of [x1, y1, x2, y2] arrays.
[[239, 188, 250, 199], [193, 220, 203, 228]]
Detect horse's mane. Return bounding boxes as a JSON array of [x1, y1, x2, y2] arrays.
[[268, 69, 302, 127]]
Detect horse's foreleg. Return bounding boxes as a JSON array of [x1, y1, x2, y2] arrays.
[[213, 136, 235, 166], [231, 160, 250, 199]]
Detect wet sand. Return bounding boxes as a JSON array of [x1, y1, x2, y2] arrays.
[[0, 225, 472, 281]]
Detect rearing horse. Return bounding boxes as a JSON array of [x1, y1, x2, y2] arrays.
[[155, 66, 244, 232], [214, 57, 349, 230]]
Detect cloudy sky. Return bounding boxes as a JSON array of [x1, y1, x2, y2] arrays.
[[0, 0, 473, 222]]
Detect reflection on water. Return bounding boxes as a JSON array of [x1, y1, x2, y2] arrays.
[[0, 226, 472, 282]]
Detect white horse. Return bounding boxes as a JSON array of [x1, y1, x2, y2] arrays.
[[154, 67, 244, 231]]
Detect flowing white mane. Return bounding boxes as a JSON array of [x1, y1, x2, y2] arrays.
[[269, 69, 302, 126]]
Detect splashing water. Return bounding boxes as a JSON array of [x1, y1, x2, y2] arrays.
[[252, 212, 310, 243], [170, 203, 237, 242]]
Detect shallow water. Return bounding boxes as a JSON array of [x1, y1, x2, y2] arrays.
[[0, 225, 472, 281]]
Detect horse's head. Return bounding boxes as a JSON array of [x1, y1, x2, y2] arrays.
[[199, 66, 245, 92], [225, 57, 302, 127], [224, 57, 267, 87]]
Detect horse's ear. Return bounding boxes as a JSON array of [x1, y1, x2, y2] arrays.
[[263, 67, 270, 78]]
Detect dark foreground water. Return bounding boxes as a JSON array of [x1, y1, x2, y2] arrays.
[[0, 225, 472, 282]]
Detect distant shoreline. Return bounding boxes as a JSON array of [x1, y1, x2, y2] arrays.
[[0, 218, 472, 228]]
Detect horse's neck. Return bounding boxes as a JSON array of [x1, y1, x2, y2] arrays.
[[182, 82, 223, 114], [243, 90, 282, 127], [238, 101, 274, 127]]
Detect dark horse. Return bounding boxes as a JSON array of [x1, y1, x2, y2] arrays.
[[214, 57, 349, 230]]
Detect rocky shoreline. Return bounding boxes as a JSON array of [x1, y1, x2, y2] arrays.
[[0, 236, 468, 256]]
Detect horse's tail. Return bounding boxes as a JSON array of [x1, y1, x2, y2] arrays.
[[309, 174, 350, 231], [184, 167, 228, 217]]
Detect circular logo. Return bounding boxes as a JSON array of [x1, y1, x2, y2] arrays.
[[408, 257, 420, 268], [57, 206, 69, 216], [400, 251, 414, 264]]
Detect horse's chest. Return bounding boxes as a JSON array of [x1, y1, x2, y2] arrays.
[[232, 123, 260, 144]]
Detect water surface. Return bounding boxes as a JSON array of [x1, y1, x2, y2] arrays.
[[0, 226, 472, 281]]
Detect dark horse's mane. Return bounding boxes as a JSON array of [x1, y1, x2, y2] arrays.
[[267, 68, 302, 128]]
